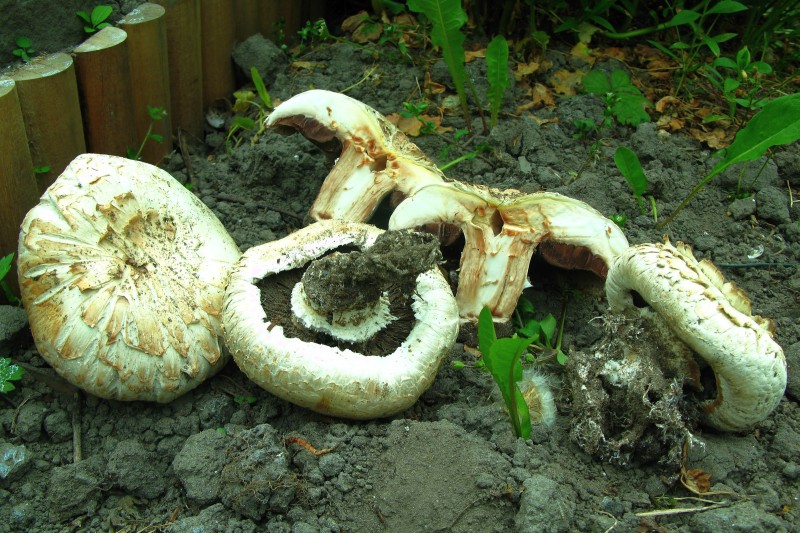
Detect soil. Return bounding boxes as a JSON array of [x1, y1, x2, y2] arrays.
[[2, 9, 800, 533]]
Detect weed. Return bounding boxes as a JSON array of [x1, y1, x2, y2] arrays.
[[297, 18, 334, 52], [614, 146, 658, 222], [12, 37, 34, 62], [513, 296, 568, 366], [701, 46, 773, 123], [0, 358, 24, 393], [234, 394, 257, 405], [486, 35, 510, 129], [226, 67, 273, 152], [33, 166, 50, 175], [127, 105, 167, 161], [582, 69, 651, 127], [76, 5, 113, 34], [0, 253, 19, 304], [661, 92, 800, 226], [400, 101, 437, 134], [478, 306, 534, 439]]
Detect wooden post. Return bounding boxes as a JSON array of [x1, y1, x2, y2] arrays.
[[234, 0, 259, 41], [201, 0, 236, 109], [9, 53, 86, 192], [118, 3, 173, 165], [258, 1, 281, 41], [0, 80, 41, 300], [73, 26, 137, 157], [153, 0, 204, 139]]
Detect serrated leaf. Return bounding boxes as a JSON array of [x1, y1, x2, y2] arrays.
[[614, 93, 650, 125], [707, 0, 747, 15], [486, 35, 509, 129], [582, 70, 610, 94]]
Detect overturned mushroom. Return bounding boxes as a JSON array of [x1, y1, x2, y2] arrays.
[[222, 220, 459, 419], [389, 181, 629, 322], [265, 89, 446, 222], [17, 154, 241, 402], [605, 239, 787, 431]]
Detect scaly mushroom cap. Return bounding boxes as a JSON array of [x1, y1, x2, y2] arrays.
[[17, 154, 241, 402], [265, 89, 445, 221], [222, 220, 459, 419], [605, 240, 787, 431], [389, 181, 629, 321]]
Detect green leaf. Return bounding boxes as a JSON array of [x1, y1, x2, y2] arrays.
[[76, 10, 91, 24], [486, 35, 509, 129], [711, 93, 800, 177], [702, 35, 721, 57], [250, 66, 272, 109], [487, 337, 534, 438], [665, 10, 700, 28], [148, 133, 164, 143], [539, 314, 557, 344], [582, 70, 610, 94], [0, 253, 13, 281], [407, 0, 469, 123], [707, 1, 748, 15], [91, 5, 113, 26], [0, 358, 24, 393], [477, 306, 497, 360], [614, 93, 650, 126], [614, 146, 648, 199], [713, 57, 738, 70], [15, 37, 31, 48], [231, 116, 256, 129]]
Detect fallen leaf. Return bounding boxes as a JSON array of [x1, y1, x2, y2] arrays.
[[514, 60, 540, 80], [516, 82, 555, 112], [341, 11, 370, 33], [570, 42, 594, 65], [463, 345, 482, 358], [655, 96, 681, 113], [352, 20, 382, 43], [549, 69, 584, 95], [656, 114, 684, 132], [424, 72, 446, 95], [688, 127, 732, 149], [465, 48, 486, 62], [681, 468, 712, 494], [291, 61, 322, 71]]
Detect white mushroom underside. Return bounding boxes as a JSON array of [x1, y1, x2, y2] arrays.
[[605, 241, 787, 431], [223, 221, 460, 419], [17, 154, 241, 402]]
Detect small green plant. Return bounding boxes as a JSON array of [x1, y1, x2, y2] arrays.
[[0, 253, 19, 304], [297, 18, 334, 52], [127, 105, 167, 161], [582, 69, 651, 126], [701, 46, 773, 122], [33, 166, 50, 175], [0, 358, 24, 393], [407, 0, 473, 130], [485, 35, 510, 129], [226, 67, 273, 152], [12, 37, 34, 62], [478, 306, 534, 439], [662, 92, 800, 226], [614, 146, 658, 222], [513, 296, 568, 366], [400, 101, 436, 134], [76, 5, 113, 34], [234, 394, 257, 405]]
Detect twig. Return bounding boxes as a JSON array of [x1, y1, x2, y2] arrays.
[[72, 392, 83, 463], [635, 498, 733, 517]]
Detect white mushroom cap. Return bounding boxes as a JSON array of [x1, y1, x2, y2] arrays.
[[265, 89, 445, 221], [389, 181, 629, 321], [17, 154, 241, 402], [605, 240, 787, 431], [222, 220, 459, 419]]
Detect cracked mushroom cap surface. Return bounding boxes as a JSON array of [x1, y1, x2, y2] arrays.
[[222, 220, 459, 420], [389, 181, 629, 321], [605, 240, 787, 431], [265, 89, 445, 222], [17, 154, 241, 402]]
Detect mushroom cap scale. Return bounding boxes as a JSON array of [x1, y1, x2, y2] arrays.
[[18, 154, 241, 402], [222, 220, 459, 419], [605, 240, 787, 431]]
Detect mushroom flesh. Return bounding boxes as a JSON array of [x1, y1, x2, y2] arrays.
[[605, 239, 787, 431], [222, 220, 459, 419], [17, 154, 241, 402]]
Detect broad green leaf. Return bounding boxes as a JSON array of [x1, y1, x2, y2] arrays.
[[610, 69, 633, 91], [713, 57, 738, 70], [614, 94, 650, 126], [665, 10, 700, 27], [477, 306, 497, 364], [707, 1, 747, 15], [712, 32, 737, 44], [711, 93, 800, 177], [0, 253, 13, 281], [488, 337, 534, 438], [486, 35, 509, 129], [407, 0, 469, 123], [250, 66, 272, 108], [539, 314, 557, 344], [702, 35, 721, 56], [582, 70, 610, 94], [92, 5, 113, 26], [614, 146, 648, 198], [723, 77, 740, 93]]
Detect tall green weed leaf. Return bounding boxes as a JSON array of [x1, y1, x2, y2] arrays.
[[486, 35, 509, 129], [407, 0, 470, 127], [662, 93, 800, 226], [614, 146, 648, 211], [478, 307, 534, 439]]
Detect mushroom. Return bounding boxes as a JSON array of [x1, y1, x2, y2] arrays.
[[17, 154, 241, 402], [605, 239, 787, 431], [222, 220, 459, 419], [388, 181, 629, 322], [265, 89, 446, 222]]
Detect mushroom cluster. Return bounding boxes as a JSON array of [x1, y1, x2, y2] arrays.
[[15, 91, 786, 434]]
